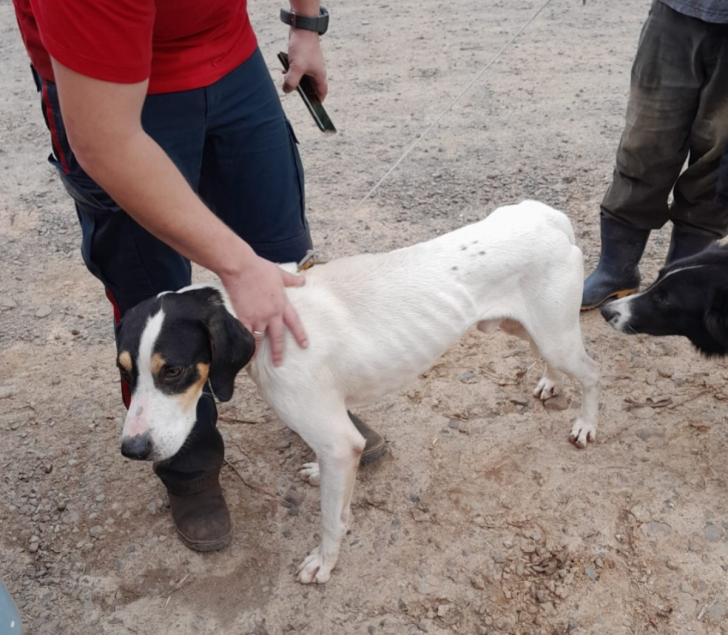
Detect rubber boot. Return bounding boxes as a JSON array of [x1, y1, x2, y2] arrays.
[[581, 215, 650, 311], [665, 225, 715, 264], [348, 412, 387, 465]]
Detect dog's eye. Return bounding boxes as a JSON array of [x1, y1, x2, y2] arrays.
[[164, 367, 183, 379]]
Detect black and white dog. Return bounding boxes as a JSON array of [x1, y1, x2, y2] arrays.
[[115, 200, 600, 584], [601, 245, 728, 356]]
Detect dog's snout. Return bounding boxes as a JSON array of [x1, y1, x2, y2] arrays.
[[600, 303, 618, 322], [121, 433, 153, 460]]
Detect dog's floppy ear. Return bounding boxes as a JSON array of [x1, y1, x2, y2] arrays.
[[704, 289, 728, 352], [195, 289, 255, 402]]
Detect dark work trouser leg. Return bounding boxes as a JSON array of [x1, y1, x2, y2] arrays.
[[601, 2, 728, 237]]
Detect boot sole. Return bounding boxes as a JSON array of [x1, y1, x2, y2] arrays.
[[581, 287, 639, 312], [175, 528, 232, 553]]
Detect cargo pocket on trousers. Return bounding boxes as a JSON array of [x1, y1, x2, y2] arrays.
[[284, 119, 307, 229]]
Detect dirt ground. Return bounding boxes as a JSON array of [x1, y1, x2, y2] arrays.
[[2, 0, 728, 633]]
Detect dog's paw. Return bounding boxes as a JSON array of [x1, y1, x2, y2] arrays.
[[533, 376, 560, 400], [569, 419, 596, 448], [296, 546, 333, 584], [299, 462, 320, 487]]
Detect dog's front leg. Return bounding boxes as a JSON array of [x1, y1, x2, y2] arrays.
[[297, 442, 362, 584]]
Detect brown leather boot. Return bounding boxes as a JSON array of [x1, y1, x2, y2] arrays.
[[348, 412, 387, 465], [167, 481, 231, 552]]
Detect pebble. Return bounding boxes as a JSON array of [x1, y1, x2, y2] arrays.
[[28, 543, 39, 554], [35, 306, 52, 318], [68, 459, 78, 467], [704, 523, 722, 543], [0, 387, 14, 400], [0, 298, 17, 311], [510, 395, 529, 406], [543, 394, 568, 410], [584, 567, 597, 581], [707, 599, 726, 623], [284, 487, 305, 507], [147, 502, 157, 516], [448, 419, 459, 429], [89, 526, 101, 536], [95, 494, 105, 503], [458, 371, 478, 383], [635, 427, 664, 441], [567, 621, 579, 632], [647, 522, 671, 536]]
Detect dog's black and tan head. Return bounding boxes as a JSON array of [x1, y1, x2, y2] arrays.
[[601, 246, 728, 357], [116, 286, 255, 461]]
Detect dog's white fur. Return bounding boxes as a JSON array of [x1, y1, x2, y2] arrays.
[[126, 201, 599, 583], [242, 200, 599, 583]]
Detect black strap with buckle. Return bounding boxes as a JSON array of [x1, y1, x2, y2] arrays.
[[280, 7, 329, 35]]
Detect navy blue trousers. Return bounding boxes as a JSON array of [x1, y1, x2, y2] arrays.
[[36, 48, 312, 494]]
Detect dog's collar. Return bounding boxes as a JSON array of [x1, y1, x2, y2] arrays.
[[297, 259, 327, 272]]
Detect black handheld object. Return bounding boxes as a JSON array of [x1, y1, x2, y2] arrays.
[[278, 52, 336, 133]]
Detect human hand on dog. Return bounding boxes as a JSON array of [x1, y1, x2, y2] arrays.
[[220, 255, 308, 367]]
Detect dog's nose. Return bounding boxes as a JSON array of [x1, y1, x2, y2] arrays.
[[600, 303, 617, 322], [121, 433, 153, 460]]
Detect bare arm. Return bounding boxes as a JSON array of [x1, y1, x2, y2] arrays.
[[51, 59, 307, 366]]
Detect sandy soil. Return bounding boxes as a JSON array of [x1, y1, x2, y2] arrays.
[[2, 0, 727, 633]]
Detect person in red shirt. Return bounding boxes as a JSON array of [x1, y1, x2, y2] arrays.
[[13, 0, 386, 552]]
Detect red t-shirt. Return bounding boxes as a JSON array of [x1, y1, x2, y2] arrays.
[[13, 0, 258, 94]]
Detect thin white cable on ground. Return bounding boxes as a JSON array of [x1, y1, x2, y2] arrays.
[[298, 0, 555, 269]]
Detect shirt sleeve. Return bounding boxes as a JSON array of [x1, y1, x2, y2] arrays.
[[31, 0, 155, 83]]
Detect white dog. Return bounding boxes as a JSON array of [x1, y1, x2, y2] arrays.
[[116, 200, 599, 584]]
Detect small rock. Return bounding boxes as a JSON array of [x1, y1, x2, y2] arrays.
[[448, 419, 459, 429], [67, 459, 78, 467], [125, 544, 136, 553], [635, 427, 664, 441], [584, 567, 597, 581], [647, 522, 671, 536], [147, 502, 157, 516], [707, 599, 726, 623], [89, 526, 101, 536], [284, 487, 305, 507], [43, 463, 53, 474], [510, 395, 529, 406], [471, 577, 485, 590], [95, 494, 105, 503], [567, 620, 579, 632], [28, 543, 39, 554], [288, 505, 299, 517], [35, 306, 52, 319], [705, 523, 722, 543], [458, 371, 478, 383], [543, 394, 568, 411], [0, 387, 15, 400], [437, 604, 450, 617], [0, 298, 17, 311]]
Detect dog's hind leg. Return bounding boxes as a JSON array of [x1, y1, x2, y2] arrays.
[[482, 318, 563, 400], [528, 323, 600, 448], [270, 396, 365, 584]]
